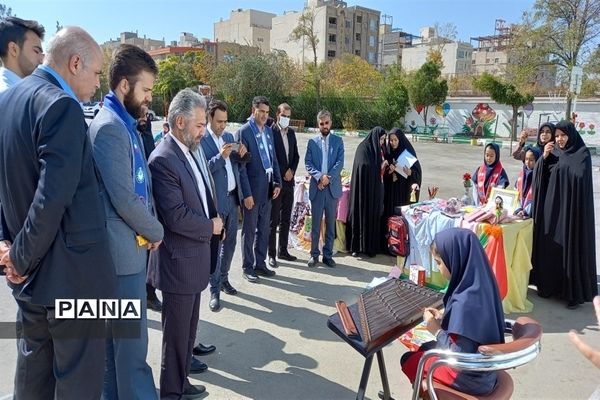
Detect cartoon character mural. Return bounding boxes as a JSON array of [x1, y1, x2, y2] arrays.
[[462, 103, 497, 137]]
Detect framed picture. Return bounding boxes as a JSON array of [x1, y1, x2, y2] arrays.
[[489, 188, 519, 214]]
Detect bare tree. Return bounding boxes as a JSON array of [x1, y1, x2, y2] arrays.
[[290, 7, 323, 114]]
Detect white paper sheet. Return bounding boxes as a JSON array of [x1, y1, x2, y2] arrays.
[[396, 149, 418, 178]]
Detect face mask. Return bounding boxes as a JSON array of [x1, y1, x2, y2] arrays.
[[279, 116, 290, 129]]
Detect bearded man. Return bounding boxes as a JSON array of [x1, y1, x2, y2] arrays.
[[87, 44, 164, 400]]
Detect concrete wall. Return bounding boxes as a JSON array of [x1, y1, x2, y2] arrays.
[[401, 42, 473, 76]]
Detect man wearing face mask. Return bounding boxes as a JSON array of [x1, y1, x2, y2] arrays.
[[268, 103, 300, 268], [88, 44, 164, 400], [305, 110, 344, 268]]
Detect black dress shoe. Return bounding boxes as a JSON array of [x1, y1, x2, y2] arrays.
[[351, 252, 359, 257], [243, 271, 259, 283], [307, 256, 318, 268], [255, 266, 276, 277], [209, 293, 220, 312], [189, 357, 208, 374], [278, 252, 297, 261], [268, 257, 278, 268], [182, 384, 206, 399], [323, 257, 336, 268], [192, 343, 216, 356], [221, 281, 237, 295], [147, 297, 162, 312]]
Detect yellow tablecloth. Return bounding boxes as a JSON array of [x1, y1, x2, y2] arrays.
[[476, 219, 534, 314]]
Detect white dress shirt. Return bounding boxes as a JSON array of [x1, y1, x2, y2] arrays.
[[208, 127, 236, 192], [0, 67, 21, 95], [172, 135, 209, 216]]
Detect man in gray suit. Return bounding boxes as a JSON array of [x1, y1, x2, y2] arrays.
[[149, 89, 223, 399], [200, 99, 249, 311], [88, 44, 163, 400], [0, 27, 117, 400]]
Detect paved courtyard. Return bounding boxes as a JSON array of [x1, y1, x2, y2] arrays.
[[0, 129, 599, 399]]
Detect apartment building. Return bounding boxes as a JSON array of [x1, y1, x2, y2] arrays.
[[401, 27, 473, 76], [378, 23, 417, 68], [270, 0, 380, 66], [101, 31, 165, 52], [214, 8, 275, 53]]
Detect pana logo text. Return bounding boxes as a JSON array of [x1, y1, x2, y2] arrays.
[[55, 299, 142, 319]]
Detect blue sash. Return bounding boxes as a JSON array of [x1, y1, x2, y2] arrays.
[[248, 118, 273, 175], [102, 92, 149, 208]]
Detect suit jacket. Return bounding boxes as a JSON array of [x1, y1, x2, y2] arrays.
[[237, 121, 282, 204], [200, 130, 245, 211], [305, 133, 344, 201], [88, 106, 164, 276], [271, 124, 299, 186], [0, 68, 117, 305], [148, 135, 213, 294]]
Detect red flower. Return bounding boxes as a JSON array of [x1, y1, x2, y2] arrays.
[[463, 172, 472, 181], [590, 124, 595, 130], [579, 122, 586, 129]]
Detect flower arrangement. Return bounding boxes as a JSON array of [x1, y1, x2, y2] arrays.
[[463, 172, 472, 188]]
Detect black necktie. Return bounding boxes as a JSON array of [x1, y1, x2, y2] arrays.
[[190, 153, 217, 218]]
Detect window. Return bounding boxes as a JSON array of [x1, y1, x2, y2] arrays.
[[329, 34, 336, 43], [345, 19, 351, 28], [485, 58, 490, 63], [328, 50, 336, 58], [369, 19, 376, 31], [369, 35, 375, 47], [356, 15, 362, 23], [494, 58, 499, 63], [257, 37, 264, 42], [344, 37, 350, 45], [329, 17, 337, 24], [368, 52, 375, 63], [355, 49, 360, 55], [356, 33, 361, 41], [457, 50, 464, 58], [471, 59, 476, 64]]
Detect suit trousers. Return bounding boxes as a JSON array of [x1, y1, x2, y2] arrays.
[[210, 194, 238, 294], [14, 300, 106, 400], [241, 199, 272, 272], [160, 291, 201, 400], [310, 189, 339, 259], [269, 181, 294, 257], [103, 269, 156, 400]]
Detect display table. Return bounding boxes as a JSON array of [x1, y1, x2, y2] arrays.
[[402, 200, 534, 313]]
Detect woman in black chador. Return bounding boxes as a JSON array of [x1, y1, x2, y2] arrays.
[[531, 121, 597, 309], [383, 128, 422, 218], [346, 127, 387, 257]]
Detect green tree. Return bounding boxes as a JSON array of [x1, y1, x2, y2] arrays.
[[211, 52, 289, 122], [290, 7, 324, 114], [154, 53, 203, 113], [474, 72, 534, 140], [407, 61, 448, 126], [377, 64, 410, 130], [323, 54, 382, 97], [0, 3, 12, 18], [512, 0, 600, 118]]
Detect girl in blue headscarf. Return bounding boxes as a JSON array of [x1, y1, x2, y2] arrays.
[[514, 145, 541, 218], [471, 143, 509, 206], [401, 228, 506, 396]]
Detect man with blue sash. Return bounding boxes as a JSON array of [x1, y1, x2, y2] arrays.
[[88, 44, 163, 400], [238, 96, 282, 282]]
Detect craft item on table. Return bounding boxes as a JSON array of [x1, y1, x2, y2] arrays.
[[427, 186, 439, 199], [396, 149, 418, 178], [441, 197, 462, 218], [398, 321, 437, 352], [409, 264, 426, 286]]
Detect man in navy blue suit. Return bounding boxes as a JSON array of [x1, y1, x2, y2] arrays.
[[0, 27, 117, 399], [200, 99, 248, 310], [238, 96, 282, 283], [304, 110, 344, 268]]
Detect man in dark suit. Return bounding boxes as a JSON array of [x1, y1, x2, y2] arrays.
[[305, 110, 345, 268], [268, 103, 300, 268], [200, 99, 248, 311], [88, 44, 163, 400], [148, 88, 223, 400], [0, 27, 117, 399], [238, 96, 282, 283]]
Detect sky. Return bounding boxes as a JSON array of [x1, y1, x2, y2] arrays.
[[7, 0, 536, 47]]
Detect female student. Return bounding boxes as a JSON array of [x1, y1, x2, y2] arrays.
[[472, 143, 509, 206], [401, 228, 505, 396], [531, 121, 597, 309], [512, 122, 555, 161], [514, 146, 541, 218]]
